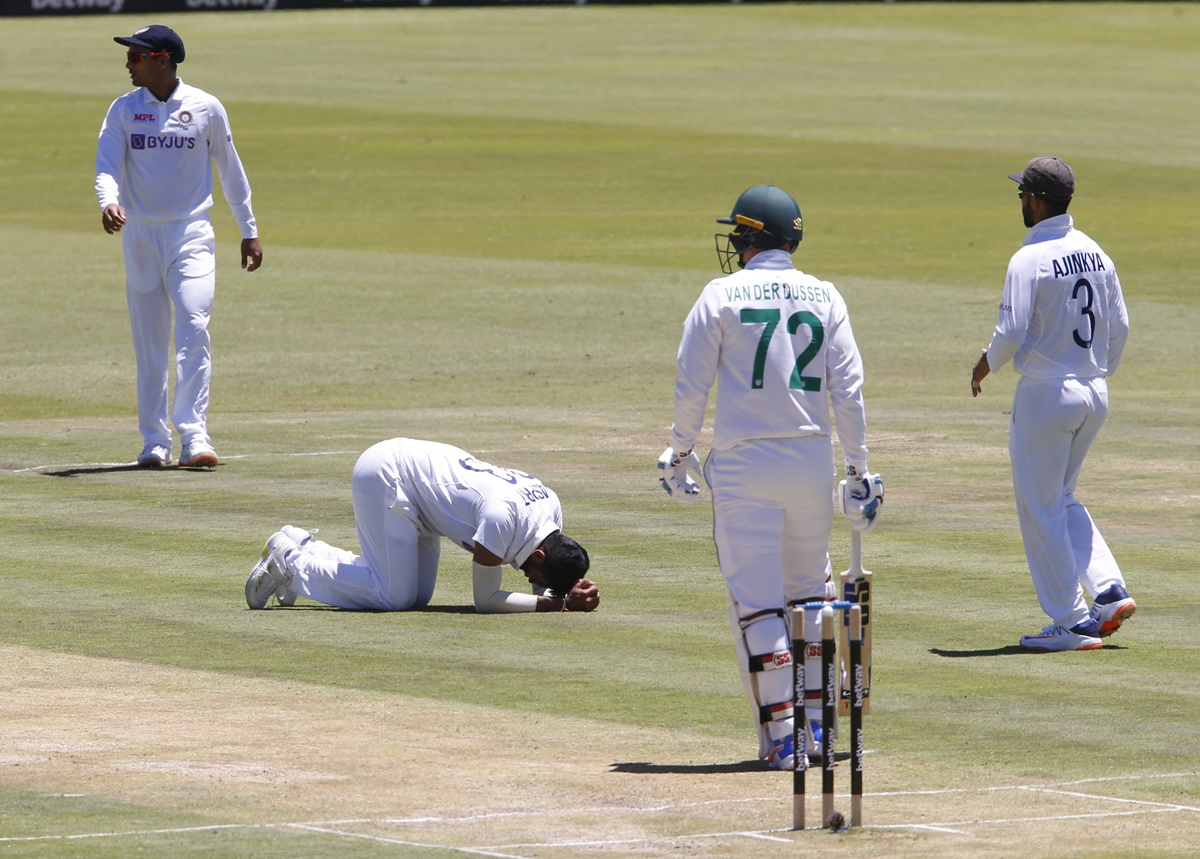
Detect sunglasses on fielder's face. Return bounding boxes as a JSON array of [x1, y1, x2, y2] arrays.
[[126, 49, 170, 64]]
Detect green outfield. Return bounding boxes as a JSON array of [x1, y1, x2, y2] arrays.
[[2, 3, 1198, 856]]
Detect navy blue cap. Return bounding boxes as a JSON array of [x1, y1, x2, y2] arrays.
[[115, 25, 185, 64]]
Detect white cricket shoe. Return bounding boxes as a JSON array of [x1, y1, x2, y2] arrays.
[[179, 441, 218, 468], [245, 532, 298, 609], [1089, 585, 1137, 638], [1019, 620, 1102, 652], [137, 444, 172, 468]]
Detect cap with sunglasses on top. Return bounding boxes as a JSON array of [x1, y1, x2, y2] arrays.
[[1009, 156, 1075, 201], [114, 25, 185, 64]]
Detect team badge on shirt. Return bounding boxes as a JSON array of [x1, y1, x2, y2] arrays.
[[177, 110, 193, 126]]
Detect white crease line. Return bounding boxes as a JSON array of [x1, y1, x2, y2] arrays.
[[899, 824, 975, 835], [3, 772, 1196, 846], [0, 824, 251, 843], [488, 830, 799, 850], [483, 802, 1192, 852], [1018, 786, 1200, 813], [286, 824, 533, 859], [870, 805, 1183, 831], [739, 831, 796, 843]]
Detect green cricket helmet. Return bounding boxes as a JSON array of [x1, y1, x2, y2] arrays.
[[715, 185, 804, 273]]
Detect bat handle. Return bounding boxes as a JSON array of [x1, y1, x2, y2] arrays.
[[850, 528, 862, 571]]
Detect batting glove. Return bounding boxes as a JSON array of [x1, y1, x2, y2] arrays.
[[658, 446, 703, 503], [839, 470, 884, 534]]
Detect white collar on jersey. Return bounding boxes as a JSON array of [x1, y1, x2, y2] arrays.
[[743, 248, 795, 271]]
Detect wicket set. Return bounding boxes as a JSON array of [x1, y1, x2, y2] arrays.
[[791, 601, 866, 830]]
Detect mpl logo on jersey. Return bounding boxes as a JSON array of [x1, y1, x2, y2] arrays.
[[132, 113, 156, 123], [130, 134, 197, 150]]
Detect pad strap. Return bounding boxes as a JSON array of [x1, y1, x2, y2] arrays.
[[758, 700, 795, 723], [748, 648, 793, 672]]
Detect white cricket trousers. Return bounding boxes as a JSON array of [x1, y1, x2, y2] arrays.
[[285, 441, 442, 611], [122, 216, 215, 450], [706, 436, 835, 746], [706, 436, 835, 611], [1010, 376, 1125, 628]]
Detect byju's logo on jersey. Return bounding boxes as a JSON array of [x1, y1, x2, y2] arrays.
[[130, 134, 197, 151]]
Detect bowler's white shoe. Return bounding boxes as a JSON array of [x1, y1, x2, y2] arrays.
[[245, 532, 297, 609], [1019, 620, 1102, 652], [179, 441, 218, 468], [136, 444, 171, 468]]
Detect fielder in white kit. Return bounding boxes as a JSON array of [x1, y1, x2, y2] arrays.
[[660, 186, 883, 770], [972, 156, 1135, 652], [96, 25, 263, 469], [246, 438, 600, 614]]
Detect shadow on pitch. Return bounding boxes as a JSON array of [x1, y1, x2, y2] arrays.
[[257, 603, 478, 614], [611, 761, 766, 774], [611, 752, 850, 775], [42, 464, 219, 477], [43, 464, 145, 477], [931, 644, 1127, 657]]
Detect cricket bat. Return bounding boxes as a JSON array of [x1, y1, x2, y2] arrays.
[[839, 529, 872, 717]]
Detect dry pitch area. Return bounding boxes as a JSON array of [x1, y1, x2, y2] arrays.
[[5, 644, 1196, 858]]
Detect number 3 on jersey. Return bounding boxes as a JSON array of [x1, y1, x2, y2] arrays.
[[740, 308, 824, 392], [1072, 278, 1095, 349]]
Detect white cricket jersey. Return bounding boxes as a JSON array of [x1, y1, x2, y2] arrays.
[[391, 439, 563, 569], [671, 250, 869, 472], [95, 80, 257, 238], [987, 215, 1129, 379]]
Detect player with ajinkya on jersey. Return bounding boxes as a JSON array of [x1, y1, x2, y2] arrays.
[[660, 185, 883, 771], [972, 157, 1135, 652]]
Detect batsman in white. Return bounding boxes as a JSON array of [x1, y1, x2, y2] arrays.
[[95, 25, 264, 469], [972, 157, 1134, 652], [246, 438, 600, 614], [660, 186, 882, 770]]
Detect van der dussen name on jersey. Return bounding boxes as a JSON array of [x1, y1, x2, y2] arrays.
[[724, 282, 831, 303], [1052, 252, 1106, 279], [130, 135, 198, 151]]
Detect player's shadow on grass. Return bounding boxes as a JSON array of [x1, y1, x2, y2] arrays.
[[42, 464, 218, 477], [611, 752, 851, 775], [611, 761, 767, 774], [930, 645, 1028, 657], [264, 604, 478, 614], [931, 644, 1126, 656], [43, 464, 146, 476]]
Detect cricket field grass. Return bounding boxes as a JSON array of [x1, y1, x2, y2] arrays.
[[1, 3, 1198, 856]]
